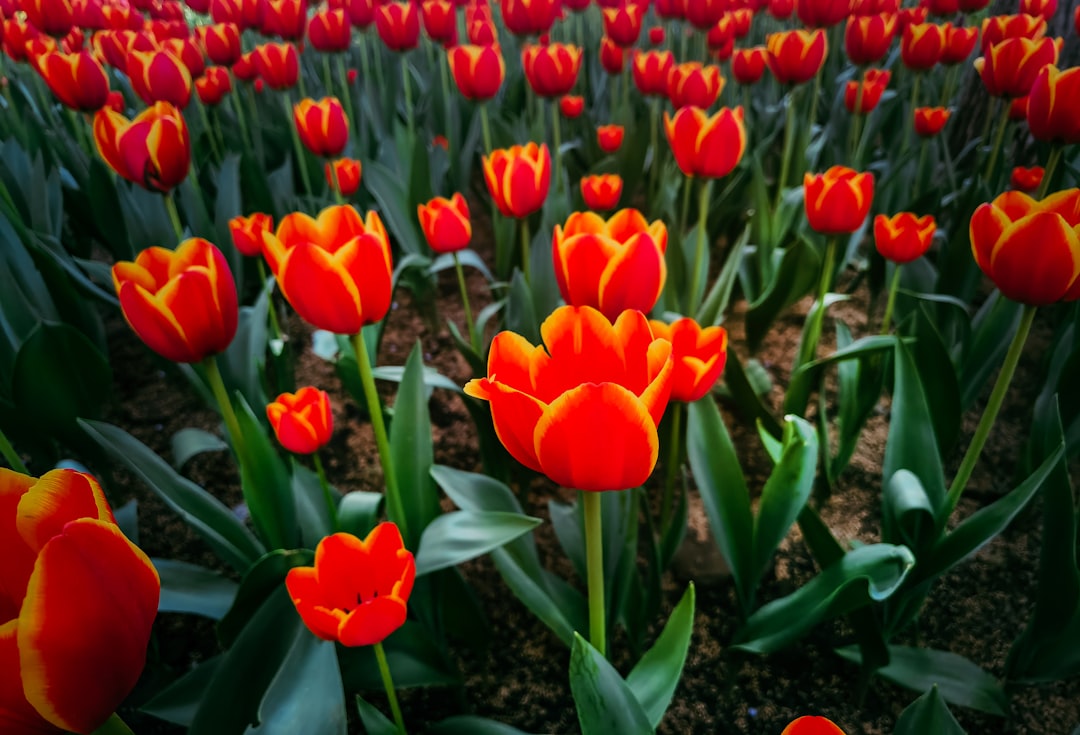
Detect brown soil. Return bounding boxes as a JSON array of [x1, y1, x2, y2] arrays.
[[93, 253, 1079, 735]]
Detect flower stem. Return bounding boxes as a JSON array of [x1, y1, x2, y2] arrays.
[[797, 236, 838, 368], [550, 99, 562, 193], [879, 264, 903, 335], [648, 97, 660, 201], [983, 104, 1010, 184], [773, 86, 798, 216], [582, 490, 606, 657], [373, 641, 407, 735], [257, 259, 285, 343], [939, 304, 1036, 527], [401, 54, 415, 140], [660, 402, 683, 530], [905, 72, 921, 151], [284, 94, 314, 200], [688, 178, 712, 315], [519, 217, 532, 285], [453, 252, 481, 354], [164, 192, 184, 240], [329, 158, 346, 204], [337, 54, 357, 142], [203, 355, 246, 460], [1036, 146, 1062, 200], [197, 99, 222, 164], [312, 452, 338, 531], [0, 426, 28, 474], [480, 103, 493, 154], [90, 713, 137, 735]]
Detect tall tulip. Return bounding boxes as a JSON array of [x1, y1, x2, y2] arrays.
[[667, 61, 724, 110], [448, 44, 505, 101], [766, 29, 828, 84], [874, 212, 936, 331], [418, 193, 479, 350], [482, 143, 552, 282], [93, 101, 190, 193], [293, 96, 349, 158], [34, 48, 110, 111], [127, 47, 193, 107]]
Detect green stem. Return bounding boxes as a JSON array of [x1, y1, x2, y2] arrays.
[[373, 641, 407, 735], [913, 137, 929, 200], [550, 99, 562, 193], [480, 103, 493, 154], [688, 178, 712, 315], [797, 236, 838, 368], [257, 260, 284, 341], [582, 490, 606, 657], [350, 332, 403, 538], [312, 452, 339, 531], [940, 304, 1036, 527], [197, 100, 222, 164], [358, 30, 373, 91], [648, 97, 660, 202], [660, 402, 683, 530], [0, 425, 28, 473], [1036, 146, 1062, 200], [879, 264, 902, 335], [284, 94, 314, 199], [439, 51, 452, 146], [520, 217, 532, 284], [329, 158, 346, 204], [246, 85, 265, 163], [204, 355, 246, 459], [773, 86, 798, 216], [164, 193, 184, 240], [905, 73, 921, 151], [337, 54, 357, 142], [453, 252, 481, 354], [849, 69, 865, 166], [90, 713, 137, 735], [679, 175, 693, 237], [322, 54, 335, 99], [401, 53, 415, 140], [983, 104, 1010, 183], [227, 90, 254, 161]]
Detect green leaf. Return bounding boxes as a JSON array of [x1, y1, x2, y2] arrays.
[[79, 419, 264, 574], [154, 558, 238, 620], [734, 543, 915, 654], [893, 686, 967, 735], [569, 633, 653, 735], [721, 346, 782, 437], [336, 491, 384, 539], [86, 157, 131, 258], [783, 335, 896, 416], [415, 510, 542, 577], [745, 239, 821, 352], [244, 635, 346, 735], [218, 549, 314, 648], [289, 461, 334, 548], [696, 224, 750, 326], [365, 160, 422, 256], [836, 645, 1007, 716], [355, 697, 398, 735], [958, 292, 1022, 410], [910, 304, 962, 452], [626, 583, 696, 729], [505, 269, 540, 345], [339, 620, 460, 690], [171, 427, 228, 469], [141, 656, 222, 727], [882, 470, 935, 555], [389, 341, 441, 549], [429, 716, 535, 734], [234, 394, 299, 550], [372, 363, 462, 397]]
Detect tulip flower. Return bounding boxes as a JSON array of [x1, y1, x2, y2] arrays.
[[970, 189, 1080, 306], [597, 124, 624, 153], [1020, 0, 1056, 20], [482, 142, 551, 220], [203, 22, 242, 66], [94, 101, 190, 192], [896, 6, 928, 30], [874, 212, 936, 264], [23, 0, 75, 37], [522, 43, 583, 98], [804, 166, 874, 235], [648, 317, 729, 404], [267, 386, 334, 455], [1, 468, 159, 735], [657, 0, 684, 18], [599, 35, 626, 75], [844, 13, 897, 65], [161, 36, 206, 79], [632, 49, 675, 96], [663, 106, 746, 179], [253, 41, 300, 89], [796, 0, 852, 28], [294, 96, 349, 158], [980, 13, 1046, 53], [34, 48, 110, 111], [112, 239, 239, 364], [126, 47, 192, 107], [580, 174, 623, 211], [560, 94, 585, 118], [448, 44, 505, 101], [232, 50, 259, 82], [552, 208, 668, 320], [913, 105, 950, 136], [766, 29, 828, 84], [769, 0, 794, 19], [730, 9, 753, 39], [649, 26, 665, 45], [210, 0, 263, 29], [195, 65, 232, 106], [467, 17, 498, 45], [685, 0, 724, 28], [418, 193, 471, 254], [667, 62, 724, 110], [260, 0, 307, 40], [421, 0, 457, 46], [500, 0, 560, 36], [900, 22, 946, 70], [229, 212, 274, 257], [940, 24, 978, 65], [375, 0, 420, 51], [1026, 65, 1080, 145], [975, 36, 1059, 99], [602, 2, 645, 47], [844, 68, 890, 114], [1011, 166, 1044, 192], [325, 157, 362, 196], [732, 46, 768, 84], [782, 717, 848, 735], [309, 8, 351, 52], [342, 0, 377, 28]]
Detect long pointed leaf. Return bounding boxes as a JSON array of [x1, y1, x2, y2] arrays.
[[626, 584, 696, 729]]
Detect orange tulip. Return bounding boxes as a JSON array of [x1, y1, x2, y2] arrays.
[[940, 23, 978, 65], [464, 306, 674, 491], [970, 189, 1080, 305], [795, 0, 853, 28], [325, 157, 362, 196], [560, 94, 585, 118], [309, 8, 351, 52], [93, 101, 191, 192], [1010, 166, 1044, 192], [267, 386, 334, 454], [448, 44, 505, 101], [522, 42, 583, 97], [127, 47, 193, 107], [23, 0, 75, 37], [602, 2, 646, 47], [900, 22, 946, 70], [418, 193, 471, 254], [782, 716, 848, 735], [732, 46, 767, 84], [580, 174, 623, 211], [552, 209, 668, 320], [0, 468, 159, 735], [804, 166, 874, 235], [667, 61, 724, 109], [112, 239, 239, 363], [294, 97, 349, 157], [647, 318, 728, 403], [203, 22, 242, 66], [913, 105, 950, 136], [253, 42, 299, 89], [195, 65, 233, 105], [500, 0, 560, 36], [34, 48, 109, 111], [766, 29, 828, 84], [375, 1, 420, 52], [873, 212, 936, 263], [285, 523, 415, 646], [663, 105, 746, 179], [631, 49, 675, 96], [229, 212, 274, 257], [597, 124, 624, 153], [843, 68, 890, 114], [1026, 65, 1080, 144], [481, 142, 552, 219], [975, 36, 1059, 98], [844, 13, 897, 65], [261, 205, 393, 335]]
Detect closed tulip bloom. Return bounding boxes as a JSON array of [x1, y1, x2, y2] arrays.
[[732, 46, 767, 84], [309, 8, 351, 52], [708, 17, 735, 50], [375, 1, 421, 51], [896, 6, 928, 31], [685, 0, 724, 29], [647, 318, 728, 402], [522, 43, 583, 97], [464, 306, 674, 491], [233, 49, 259, 81], [0, 468, 160, 735], [845, 13, 897, 65], [482, 143, 551, 219], [560, 94, 584, 118], [913, 106, 950, 136], [1011, 166, 1044, 192], [938, 24, 978, 65], [975, 36, 1059, 99], [262, 205, 392, 334], [94, 101, 190, 191], [599, 35, 626, 75], [294, 97, 349, 158], [253, 42, 299, 89], [657, 0, 685, 18], [769, 0, 794, 19], [423, 1, 458, 46], [597, 124, 624, 153], [564, 0, 591, 10], [580, 174, 623, 211], [1008, 95, 1029, 121], [1020, 0, 1056, 20], [796, 0, 852, 28], [552, 209, 668, 320], [418, 193, 471, 253], [667, 62, 724, 109], [649, 26, 665, 45], [855, 0, 900, 12], [970, 189, 1080, 305], [228, 212, 273, 257], [900, 22, 946, 70], [730, 9, 754, 39], [981, 13, 1045, 53], [267, 386, 334, 454], [35, 48, 109, 111], [325, 157, 362, 196], [632, 49, 675, 96], [782, 717, 848, 735], [127, 48, 192, 107], [920, 0, 958, 15], [203, 22, 241, 65], [874, 212, 936, 263], [341, 0, 376, 28], [664, 105, 746, 179], [3, 18, 40, 63], [112, 239, 239, 363], [602, 2, 646, 47], [448, 44, 505, 101], [804, 166, 874, 235], [844, 68, 890, 113], [766, 29, 828, 84], [210, 0, 263, 29], [23, 0, 75, 37], [261, 0, 307, 40], [1024, 65, 1080, 143], [195, 65, 232, 105], [500, 0, 560, 36], [285, 523, 415, 646], [467, 17, 498, 45]]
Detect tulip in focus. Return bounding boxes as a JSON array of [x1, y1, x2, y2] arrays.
[[804, 166, 875, 235], [464, 305, 674, 491], [448, 44, 505, 101], [597, 124, 624, 153], [94, 101, 190, 192], [647, 318, 728, 403], [294, 97, 349, 158], [326, 157, 362, 196], [664, 106, 746, 179], [267, 386, 334, 454], [580, 174, 623, 211], [1026, 65, 1080, 145], [766, 29, 828, 84], [874, 212, 936, 263], [1011, 166, 1044, 192], [418, 193, 472, 254], [481, 142, 552, 219], [229, 212, 274, 257], [913, 106, 950, 136], [0, 468, 160, 735]]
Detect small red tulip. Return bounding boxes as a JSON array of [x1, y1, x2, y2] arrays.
[[127, 47, 193, 107], [843, 68, 890, 114], [648, 318, 729, 402], [803, 165, 875, 235], [1011, 166, 1044, 192], [796, 0, 852, 28], [845, 12, 897, 65], [766, 29, 828, 84], [261, 0, 308, 41], [874, 212, 936, 263], [632, 49, 675, 96], [418, 192, 471, 253], [228, 212, 274, 257], [732, 46, 767, 84], [560, 94, 584, 118], [253, 41, 299, 89], [602, 1, 646, 47], [597, 124, 624, 153], [448, 44, 505, 101], [34, 47, 110, 111], [325, 157, 362, 196], [203, 22, 242, 66], [375, 0, 421, 52], [940, 23, 978, 65], [500, 0, 560, 36], [913, 106, 950, 136], [599, 35, 625, 75], [900, 22, 946, 70], [580, 174, 623, 211], [267, 386, 334, 454], [195, 65, 233, 105], [421, 0, 457, 46]]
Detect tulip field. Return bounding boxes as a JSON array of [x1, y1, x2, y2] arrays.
[[3, 0, 1080, 733]]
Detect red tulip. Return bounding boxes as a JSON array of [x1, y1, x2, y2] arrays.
[[522, 43, 583, 98], [873, 212, 936, 263], [580, 174, 623, 211], [667, 61, 724, 109], [421, 0, 457, 46], [599, 35, 625, 75], [597, 124, 624, 153], [913, 106, 950, 136], [1020, 0, 1056, 20], [782, 717, 848, 735], [685, 0, 724, 29], [900, 22, 946, 70], [94, 101, 190, 192], [1027, 65, 1080, 144], [375, 1, 420, 51], [127, 47, 193, 107], [632, 49, 675, 96], [602, 1, 646, 47], [560, 94, 584, 118], [766, 29, 828, 84], [34, 48, 109, 111], [1010, 166, 1044, 192], [940, 23, 978, 65], [267, 386, 334, 454], [309, 8, 351, 52], [203, 22, 242, 66], [732, 46, 767, 84], [980, 13, 1045, 53], [253, 41, 299, 89], [500, 0, 560, 36], [228, 212, 274, 257], [845, 12, 897, 65], [649, 26, 665, 45], [23, 0, 75, 37], [418, 193, 471, 254], [448, 44, 505, 101], [664, 105, 746, 179], [975, 36, 1059, 98], [843, 68, 890, 114], [482, 142, 552, 219], [919, 0, 957, 15], [325, 157, 362, 196], [647, 318, 729, 402], [803, 166, 874, 235], [261, 0, 308, 40], [796, 0, 852, 28], [195, 65, 233, 105], [294, 96, 349, 158]]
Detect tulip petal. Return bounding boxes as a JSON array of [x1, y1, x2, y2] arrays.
[[337, 595, 408, 647], [0, 470, 36, 631], [988, 212, 1080, 305], [284, 567, 345, 642], [117, 281, 199, 363], [278, 244, 364, 335], [339, 233, 394, 325], [598, 232, 667, 319], [15, 470, 114, 554], [781, 716, 847, 735], [538, 306, 630, 398], [313, 532, 367, 612], [0, 620, 57, 735], [468, 380, 547, 473]]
